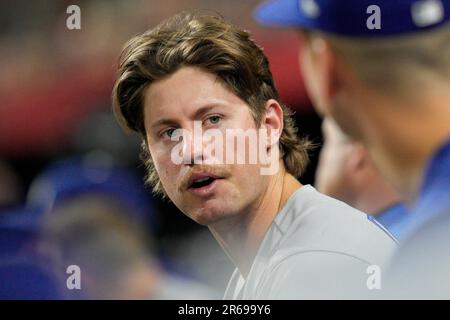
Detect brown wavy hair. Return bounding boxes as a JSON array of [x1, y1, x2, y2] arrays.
[[112, 12, 311, 198]]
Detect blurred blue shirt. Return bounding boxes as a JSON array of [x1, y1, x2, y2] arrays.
[[369, 204, 409, 240], [402, 138, 450, 239]]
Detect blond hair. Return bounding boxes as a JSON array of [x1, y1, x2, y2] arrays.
[[320, 24, 450, 97]]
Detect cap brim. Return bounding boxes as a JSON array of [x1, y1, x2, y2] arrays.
[[254, 0, 304, 27]]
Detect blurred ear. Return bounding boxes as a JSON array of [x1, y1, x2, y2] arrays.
[[324, 38, 362, 103], [313, 37, 341, 103], [298, 34, 341, 116]]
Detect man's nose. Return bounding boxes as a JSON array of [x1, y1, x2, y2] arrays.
[[181, 129, 204, 165]]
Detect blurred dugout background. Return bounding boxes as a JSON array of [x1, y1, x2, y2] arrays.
[[0, 0, 322, 299]]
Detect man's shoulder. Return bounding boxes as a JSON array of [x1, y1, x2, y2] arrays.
[[258, 250, 373, 299], [272, 186, 397, 267]]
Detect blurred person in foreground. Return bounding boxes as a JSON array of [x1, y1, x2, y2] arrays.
[[40, 194, 218, 299], [256, 0, 450, 298], [0, 205, 61, 299], [316, 118, 408, 239], [112, 13, 396, 299], [29, 155, 218, 299]]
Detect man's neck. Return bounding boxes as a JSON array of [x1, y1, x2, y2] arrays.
[[209, 169, 302, 278]]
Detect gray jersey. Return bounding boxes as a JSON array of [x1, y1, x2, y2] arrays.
[[224, 185, 397, 299]]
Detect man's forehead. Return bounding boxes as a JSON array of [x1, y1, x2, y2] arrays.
[[143, 67, 249, 125], [148, 104, 225, 129], [143, 67, 219, 108]]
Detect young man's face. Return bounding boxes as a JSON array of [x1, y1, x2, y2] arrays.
[[143, 66, 272, 226]]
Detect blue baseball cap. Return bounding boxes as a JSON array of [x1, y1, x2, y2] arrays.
[[26, 156, 158, 229], [255, 0, 450, 36]]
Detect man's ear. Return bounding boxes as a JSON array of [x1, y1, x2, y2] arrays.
[[299, 35, 342, 116], [310, 36, 340, 104], [262, 99, 284, 149]]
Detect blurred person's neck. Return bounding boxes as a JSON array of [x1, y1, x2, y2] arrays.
[[352, 173, 403, 216], [363, 84, 450, 203], [208, 163, 302, 278]]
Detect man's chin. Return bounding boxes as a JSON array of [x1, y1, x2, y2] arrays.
[[187, 204, 232, 226], [179, 196, 225, 224], [192, 210, 225, 226]]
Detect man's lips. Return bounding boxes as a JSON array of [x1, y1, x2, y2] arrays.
[[186, 172, 222, 190], [186, 176, 224, 198]]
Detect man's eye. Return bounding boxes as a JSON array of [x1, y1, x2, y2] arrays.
[[163, 128, 176, 138], [206, 115, 221, 125]]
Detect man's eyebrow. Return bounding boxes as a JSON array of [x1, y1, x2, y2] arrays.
[[150, 118, 178, 130], [191, 104, 223, 119], [150, 104, 225, 130]]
